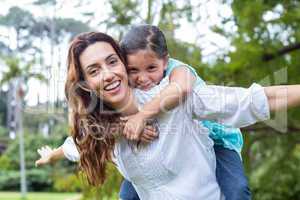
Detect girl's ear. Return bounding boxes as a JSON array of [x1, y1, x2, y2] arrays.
[[163, 54, 169, 69]]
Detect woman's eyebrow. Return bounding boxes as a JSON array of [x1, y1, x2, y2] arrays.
[[105, 54, 117, 61], [85, 54, 116, 70], [85, 64, 97, 71]]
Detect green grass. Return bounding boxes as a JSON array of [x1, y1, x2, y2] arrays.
[[0, 192, 81, 200]]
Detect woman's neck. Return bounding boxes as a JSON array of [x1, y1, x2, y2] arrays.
[[113, 88, 139, 116]]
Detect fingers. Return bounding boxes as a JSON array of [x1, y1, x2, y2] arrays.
[[122, 122, 158, 143], [141, 127, 158, 143], [37, 146, 53, 158], [35, 159, 43, 167], [140, 135, 152, 143], [122, 122, 141, 141], [129, 130, 139, 141], [120, 116, 128, 122], [123, 124, 132, 140], [144, 126, 158, 138]]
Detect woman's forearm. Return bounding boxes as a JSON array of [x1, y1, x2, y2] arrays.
[[264, 85, 300, 111], [49, 147, 65, 162]]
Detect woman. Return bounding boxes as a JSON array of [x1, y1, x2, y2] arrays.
[[65, 31, 299, 200]]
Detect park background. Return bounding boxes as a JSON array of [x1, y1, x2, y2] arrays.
[[0, 0, 300, 199]]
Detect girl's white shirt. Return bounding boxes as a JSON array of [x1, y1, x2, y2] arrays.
[[62, 77, 270, 200]]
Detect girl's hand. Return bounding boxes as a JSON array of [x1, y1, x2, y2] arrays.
[[121, 114, 158, 142], [121, 113, 147, 141]]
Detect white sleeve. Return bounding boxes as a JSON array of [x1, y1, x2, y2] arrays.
[[190, 83, 270, 128], [61, 136, 80, 162]]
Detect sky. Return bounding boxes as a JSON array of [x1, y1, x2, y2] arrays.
[[0, 0, 233, 106]]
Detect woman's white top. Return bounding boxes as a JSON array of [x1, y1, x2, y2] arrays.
[[63, 77, 270, 200], [62, 136, 80, 162]]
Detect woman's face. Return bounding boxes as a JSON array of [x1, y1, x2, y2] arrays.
[[79, 41, 129, 108]]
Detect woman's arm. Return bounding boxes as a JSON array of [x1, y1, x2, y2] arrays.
[[190, 84, 300, 128], [35, 136, 81, 167], [190, 83, 269, 128], [35, 146, 65, 167], [264, 85, 300, 111]]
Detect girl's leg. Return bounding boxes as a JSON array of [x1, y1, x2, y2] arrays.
[[119, 179, 140, 200], [214, 145, 251, 200]]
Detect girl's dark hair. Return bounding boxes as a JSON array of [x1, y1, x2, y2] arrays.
[[65, 31, 126, 186], [120, 24, 168, 59]]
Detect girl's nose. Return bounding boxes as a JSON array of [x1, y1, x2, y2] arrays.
[[137, 73, 148, 83]]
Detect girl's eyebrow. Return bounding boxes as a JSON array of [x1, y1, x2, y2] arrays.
[[127, 65, 138, 69]]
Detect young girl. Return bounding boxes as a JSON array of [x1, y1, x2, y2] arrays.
[[118, 24, 300, 199], [119, 24, 249, 200]]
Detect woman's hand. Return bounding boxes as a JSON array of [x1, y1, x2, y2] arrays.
[[140, 125, 159, 143], [35, 146, 54, 167], [35, 146, 65, 167]]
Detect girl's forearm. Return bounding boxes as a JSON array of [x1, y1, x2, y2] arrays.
[[140, 67, 196, 119], [264, 85, 300, 111], [140, 82, 185, 119]]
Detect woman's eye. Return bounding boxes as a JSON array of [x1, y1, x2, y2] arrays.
[[90, 69, 99, 75], [109, 59, 118, 65]]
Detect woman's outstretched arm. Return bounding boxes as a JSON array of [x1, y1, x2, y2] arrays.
[[264, 85, 300, 111], [35, 146, 65, 167], [190, 83, 300, 128]]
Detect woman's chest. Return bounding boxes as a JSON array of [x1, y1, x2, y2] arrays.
[[116, 138, 176, 189]]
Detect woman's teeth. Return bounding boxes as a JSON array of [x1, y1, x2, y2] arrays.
[[104, 80, 121, 91]]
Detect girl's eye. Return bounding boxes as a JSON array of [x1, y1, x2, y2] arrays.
[[148, 66, 157, 71]]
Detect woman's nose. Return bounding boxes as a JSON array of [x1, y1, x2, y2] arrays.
[[102, 68, 114, 82]]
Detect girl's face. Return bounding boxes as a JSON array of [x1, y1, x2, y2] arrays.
[[127, 49, 167, 91], [79, 41, 129, 108]]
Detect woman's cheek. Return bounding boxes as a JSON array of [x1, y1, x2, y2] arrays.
[[88, 78, 100, 91]]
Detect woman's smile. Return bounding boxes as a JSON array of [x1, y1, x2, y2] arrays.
[[104, 80, 121, 92]]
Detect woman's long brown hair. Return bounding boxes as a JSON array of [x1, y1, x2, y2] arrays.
[[65, 32, 127, 186]]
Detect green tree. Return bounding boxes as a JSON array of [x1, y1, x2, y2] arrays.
[[208, 1, 300, 199]]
